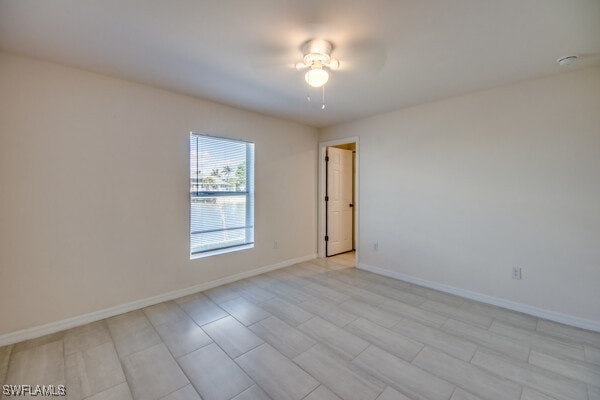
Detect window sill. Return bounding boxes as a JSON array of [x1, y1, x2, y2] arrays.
[[190, 244, 254, 260]]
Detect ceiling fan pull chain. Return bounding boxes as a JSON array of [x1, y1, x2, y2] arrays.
[[322, 85, 326, 110]]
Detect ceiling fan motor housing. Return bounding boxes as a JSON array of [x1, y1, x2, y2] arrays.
[[300, 39, 339, 70], [303, 39, 333, 57]]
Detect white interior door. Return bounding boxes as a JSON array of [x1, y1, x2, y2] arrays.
[[327, 147, 353, 256]]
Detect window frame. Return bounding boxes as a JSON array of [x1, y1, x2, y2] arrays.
[[189, 133, 254, 259]]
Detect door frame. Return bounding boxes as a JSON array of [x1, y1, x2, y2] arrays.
[[318, 136, 360, 262]]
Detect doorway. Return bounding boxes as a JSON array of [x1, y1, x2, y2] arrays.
[[318, 137, 359, 265]]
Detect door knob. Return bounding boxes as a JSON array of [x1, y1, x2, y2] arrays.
[[349, 204, 354, 207]]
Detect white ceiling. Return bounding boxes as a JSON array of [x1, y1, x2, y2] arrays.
[[1, 0, 599, 127]]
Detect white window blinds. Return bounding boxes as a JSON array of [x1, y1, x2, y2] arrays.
[[190, 134, 254, 256]]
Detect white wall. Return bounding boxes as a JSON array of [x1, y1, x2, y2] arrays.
[[321, 67, 600, 326], [0, 53, 318, 336]]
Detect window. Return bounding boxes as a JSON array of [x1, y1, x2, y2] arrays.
[[190, 134, 254, 257]]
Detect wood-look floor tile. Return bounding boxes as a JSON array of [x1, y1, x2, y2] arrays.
[[249, 316, 315, 358], [339, 284, 389, 307], [267, 270, 310, 288], [298, 316, 368, 359], [175, 293, 229, 326], [304, 386, 342, 400], [359, 281, 427, 307], [65, 341, 125, 399], [528, 349, 600, 386], [236, 343, 319, 400], [420, 300, 493, 328], [231, 385, 272, 400], [299, 282, 349, 304], [405, 285, 465, 307], [412, 346, 520, 400], [345, 318, 423, 361], [284, 263, 324, 277], [350, 270, 410, 291], [391, 316, 477, 361], [585, 345, 600, 366], [281, 263, 316, 277], [220, 297, 271, 326], [339, 299, 401, 329], [589, 385, 600, 400], [178, 343, 253, 400], [471, 349, 588, 400], [298, 298, 358, 328], [323, 270, 373, 288], [489, 321, 585, 361], [351, 345, 455, 400], [63, 321, 112, 355], [143, 301, 188, 327], [160, 384, 202, 400], [122, 343, 188, 400], [312, 276, 386, 306], [202, 316, 263, 358], [375, 386, 412, 400], [0, 345, 12, 386], [521, 388, 560, 400], [294, 345, 384, 400], [236, 282, 277, 304], [441, 318, 530, 361], [10, 331, 64, 354], [459, 300, 538, 330], [267, 281, 318, 304], [203, 283, 241, 304], [298, 257, 332, 275], [258, 296, 313, 327], [450, 388, 484, 400], [379, 299, 447, 328], [106, 311, 162, 357], [155, 317, 212, 358], [85, 383, 133, 400], [5, 340, 64, 386], [311, 256, 354, 269], [246, 274, 277, 289], [536, 320, 600, 348]]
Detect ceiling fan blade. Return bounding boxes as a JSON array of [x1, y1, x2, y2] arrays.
[[240, 40, 298, 70], [335, 39, 387, 73], [250, 61, 296, 70]]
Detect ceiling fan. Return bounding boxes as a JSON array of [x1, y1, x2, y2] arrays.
[[252, 23, 387, 109], [294, 39, 340, 88]]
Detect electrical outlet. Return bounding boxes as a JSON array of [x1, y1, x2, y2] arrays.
[[512, 267, 522, 280], [273, 241, 278, 250], [373, 241, 379, 251]]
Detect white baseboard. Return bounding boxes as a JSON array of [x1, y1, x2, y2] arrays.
[[0, 254, 317, 346], [359, 263, 600, 333]]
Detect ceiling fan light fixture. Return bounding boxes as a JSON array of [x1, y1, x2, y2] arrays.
[[305, 67, 329, 87]]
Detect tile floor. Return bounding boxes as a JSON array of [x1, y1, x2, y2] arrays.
[[1, 251, 599, 400]]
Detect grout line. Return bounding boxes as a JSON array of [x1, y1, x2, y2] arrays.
[[104, 315, 135, 399], [300, 384, 321, 399], [448, 387, 458, 400], [409, 345, 427, 364], [350, 343, 371, 362], [154, 382, 190, 400], [468, 345, 479, 363]]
